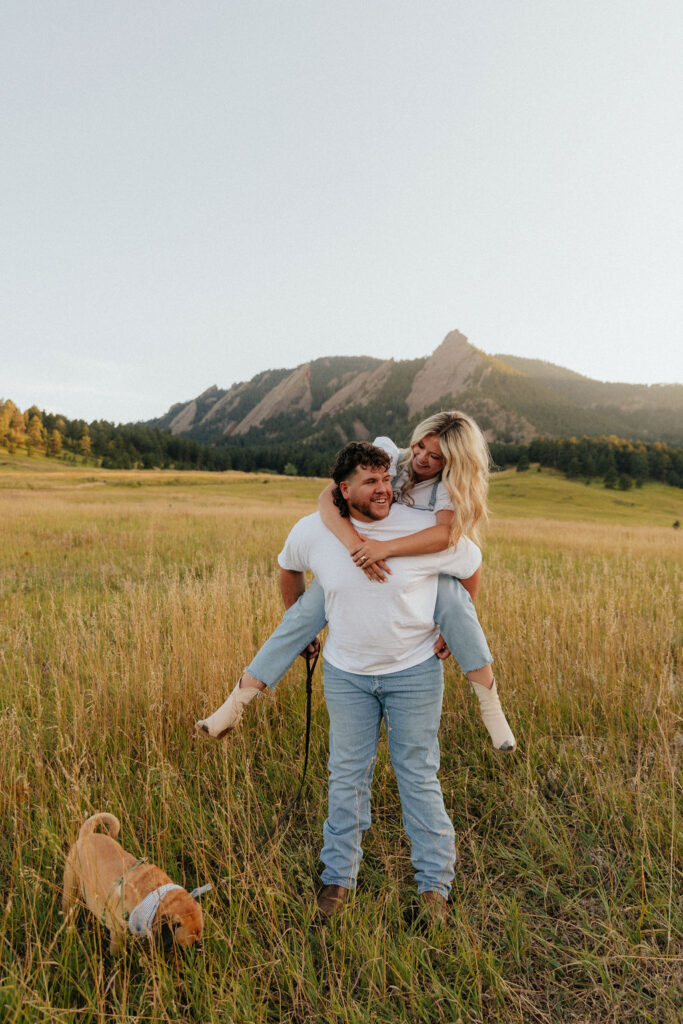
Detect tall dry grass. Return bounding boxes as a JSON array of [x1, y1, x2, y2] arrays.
[[0, 475, 681, 1023]]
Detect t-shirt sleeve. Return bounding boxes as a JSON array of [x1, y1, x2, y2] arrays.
[[372, 436, 400, 476], [432, 481, 455, 513], [277, 519, 312, 572], [436, 535, 482, 579]]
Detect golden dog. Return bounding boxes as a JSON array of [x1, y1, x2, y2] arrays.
[[62, 812, 203, 953]]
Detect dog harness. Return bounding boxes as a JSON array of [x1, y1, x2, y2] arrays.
[[105, 856, 147, 926], [127, 883, 184, 937]]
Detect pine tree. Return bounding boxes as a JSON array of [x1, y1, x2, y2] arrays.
[[604, 465, 618, 489]]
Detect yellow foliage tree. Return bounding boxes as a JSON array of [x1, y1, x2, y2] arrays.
[[27, 415, 45, 455], [11, 408, 26, 447], [80, 425, 91, 459], [47, 429, 62, 457], [0, 400, 17, 447]]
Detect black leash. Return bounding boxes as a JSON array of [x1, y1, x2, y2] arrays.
[[268, 647, 319, 838]]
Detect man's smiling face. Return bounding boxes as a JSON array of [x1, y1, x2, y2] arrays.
[[339, 464, 393, 522]]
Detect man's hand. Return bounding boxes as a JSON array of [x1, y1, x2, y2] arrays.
[[300, 637, 320, 660], [433, 634, 451, 660]]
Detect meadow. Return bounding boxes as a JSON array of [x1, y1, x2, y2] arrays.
[[1, 459, 681, 1023]]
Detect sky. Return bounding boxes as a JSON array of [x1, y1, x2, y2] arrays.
[[2, 0, 682, 424]]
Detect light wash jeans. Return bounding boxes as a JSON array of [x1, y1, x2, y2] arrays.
[[247, 576, 492, 686], [320, 655, 455, 897]]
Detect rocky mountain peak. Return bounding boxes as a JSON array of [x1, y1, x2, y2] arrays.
[[147, 330, 683, 447], [406, 330, 484, 416]]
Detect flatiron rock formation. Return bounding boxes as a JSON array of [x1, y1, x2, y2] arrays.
[[148, 330, 683, 447]]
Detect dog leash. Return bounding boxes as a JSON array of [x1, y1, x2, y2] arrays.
[[268, 647, 319, 839]]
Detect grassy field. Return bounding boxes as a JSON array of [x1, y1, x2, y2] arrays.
[[1, 462, 681, 1023]]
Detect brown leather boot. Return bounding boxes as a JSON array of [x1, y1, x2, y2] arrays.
[[316, 884, 348, 918], [417, 890, 448, 924]]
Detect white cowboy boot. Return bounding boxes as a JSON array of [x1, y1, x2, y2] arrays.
[[470, 677, 516, 752], [195, 678, 261, 740]]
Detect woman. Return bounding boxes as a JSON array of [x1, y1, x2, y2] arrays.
[[197, 411, 515, 751]]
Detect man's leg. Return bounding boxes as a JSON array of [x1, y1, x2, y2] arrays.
[[320, 661, 383, 891], [382, 656, 456, 899]]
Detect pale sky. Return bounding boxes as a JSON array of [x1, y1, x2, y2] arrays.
[[2, 0, 682, 424]]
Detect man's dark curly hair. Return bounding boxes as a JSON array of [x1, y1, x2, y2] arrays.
[[330, 442, 391, 518]]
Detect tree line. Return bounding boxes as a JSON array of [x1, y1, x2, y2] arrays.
[[0, 399, 332, 474], [490, 435, 683, 489], [1, 398, 682, 489]]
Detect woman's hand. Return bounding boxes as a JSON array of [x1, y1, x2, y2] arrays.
[[350, 538, 393, 582], [360, 559, 391, 582], [351, 538, 389, 567]]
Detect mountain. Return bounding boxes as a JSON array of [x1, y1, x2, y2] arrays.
[[148, 331, 683, 447]]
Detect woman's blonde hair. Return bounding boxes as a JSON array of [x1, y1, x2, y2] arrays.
[[398, 410, 490, 546]]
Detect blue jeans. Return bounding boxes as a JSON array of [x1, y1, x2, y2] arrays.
[[320, 656, 455, 897], [247, 576, 492, 686]]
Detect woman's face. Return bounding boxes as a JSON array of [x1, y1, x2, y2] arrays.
[[411, 433, 445, 481]]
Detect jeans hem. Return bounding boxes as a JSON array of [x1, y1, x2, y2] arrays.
[[320, 874, 356, 890], [417, 884, 450, 899], [461, 658, 494, 675], [244, 666, 276, 689]]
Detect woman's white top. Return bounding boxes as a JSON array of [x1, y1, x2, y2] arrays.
[[373, 436, 453, 514]]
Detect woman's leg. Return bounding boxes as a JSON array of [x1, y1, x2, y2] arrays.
[[434, 574, 492, 673], [434, 575, 516, 752], [195, 581, 326, 738], [246, 579, 327, 688]]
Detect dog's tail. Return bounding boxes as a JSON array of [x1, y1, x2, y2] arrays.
[[78, 813, 120, 840]]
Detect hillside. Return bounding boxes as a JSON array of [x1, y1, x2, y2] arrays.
[[148, 331, 683, 448]]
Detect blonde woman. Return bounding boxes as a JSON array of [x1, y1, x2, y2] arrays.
[[197, 411, 515, 752]]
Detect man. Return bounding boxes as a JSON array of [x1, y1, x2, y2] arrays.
[[276, 441, 482, 921]]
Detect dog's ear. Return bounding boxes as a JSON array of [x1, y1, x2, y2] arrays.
[[157, 916, 177, 952], [156, 911, 202, 950], [153, 904, 177, 933], [152, 906, 179, 948], [154, 891, 203, 949]]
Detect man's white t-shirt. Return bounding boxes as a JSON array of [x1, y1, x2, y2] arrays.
[[373, 436, 453, 514], [277, 503, 481, 676]]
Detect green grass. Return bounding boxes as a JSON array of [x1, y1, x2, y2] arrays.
[[491, 467, 683, 527], [1, 466, 681, 1022]]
